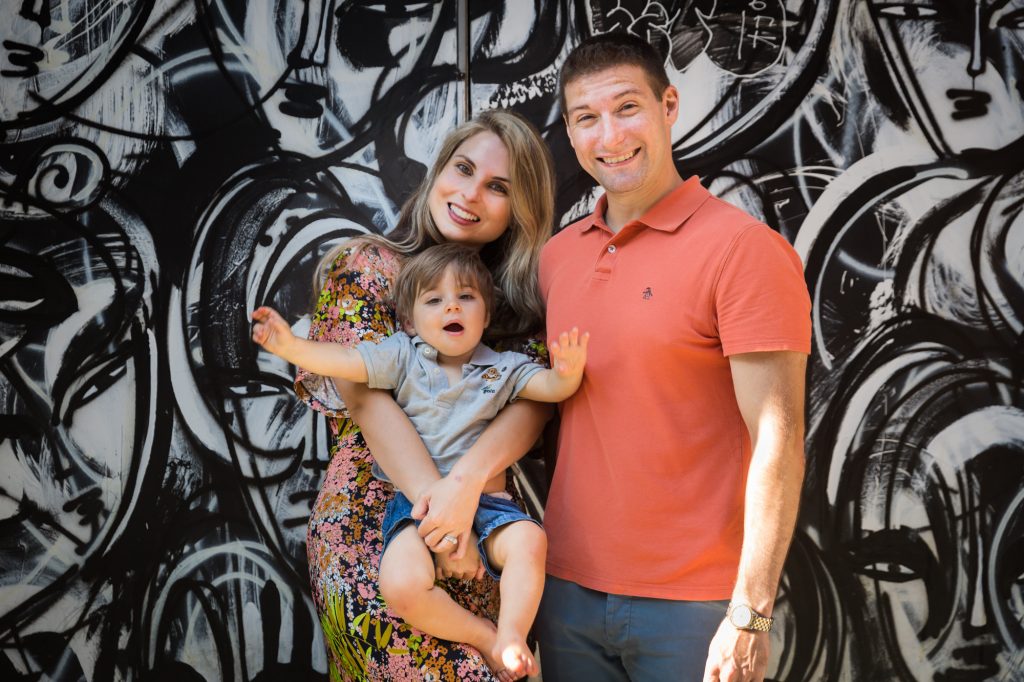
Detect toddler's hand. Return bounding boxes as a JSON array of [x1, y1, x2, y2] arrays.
[[251, 306, 295, 356], [548, 327, 589, 379]]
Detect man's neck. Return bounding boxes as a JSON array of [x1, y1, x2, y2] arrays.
[[603, 173, 684, 233]]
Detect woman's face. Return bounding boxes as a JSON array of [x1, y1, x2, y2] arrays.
[[427, 131, 513, 248]]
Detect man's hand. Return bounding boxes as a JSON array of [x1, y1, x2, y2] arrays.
[[548, 327, 589, 379], [433, 532, 486, 581], [703, 620, 769, 682], [411, 474, 482, 559], [251, 306, 296, 355]]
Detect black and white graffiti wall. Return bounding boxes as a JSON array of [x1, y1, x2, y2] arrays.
[[2, 1, 1021, 680]]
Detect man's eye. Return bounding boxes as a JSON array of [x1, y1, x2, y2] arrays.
[[575, 114, 595, 125]]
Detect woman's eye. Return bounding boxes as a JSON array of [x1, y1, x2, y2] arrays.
[[489, 182, 508, 194], [455, 162, 472, 175]]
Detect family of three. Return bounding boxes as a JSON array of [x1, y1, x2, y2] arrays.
[[253, 33, 810, 682]]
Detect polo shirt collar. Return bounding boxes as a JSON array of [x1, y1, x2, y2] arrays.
[[411, 334, 499, 367], [581, 175, 708, 234]]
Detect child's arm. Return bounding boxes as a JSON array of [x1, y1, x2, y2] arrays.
[[251, 306, 368, 383], [517, 327, 589, 403]]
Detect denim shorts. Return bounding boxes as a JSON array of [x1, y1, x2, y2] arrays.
[[382, 491, 541, 580]]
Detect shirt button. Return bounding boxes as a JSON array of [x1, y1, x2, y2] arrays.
[[607, 245, 616, 253]]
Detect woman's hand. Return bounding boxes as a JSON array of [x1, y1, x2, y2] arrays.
[[411, 473, 485, 559], [433, 532, 486, 581]]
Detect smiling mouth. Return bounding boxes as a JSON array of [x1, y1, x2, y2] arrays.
[[444, 322, 464, 333], [449, 204, 479, 222], [599, 149, 639, 165]]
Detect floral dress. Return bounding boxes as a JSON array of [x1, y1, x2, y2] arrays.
[[296, 244, 529, 681]]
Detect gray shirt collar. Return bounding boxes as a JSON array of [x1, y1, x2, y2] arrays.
[[410, 334, 501, 367]]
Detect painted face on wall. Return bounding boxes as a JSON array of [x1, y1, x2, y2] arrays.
[[0, 0, 150, 135], [830, 360, 1024, 681], [232, 1, 459, 157], [0, 203, 159, 628], [866, 0, 1024, 155]]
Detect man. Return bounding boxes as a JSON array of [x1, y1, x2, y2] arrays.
[[536, 33, 811, 682]]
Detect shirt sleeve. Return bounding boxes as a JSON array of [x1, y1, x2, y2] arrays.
[[357, 332, 409, 390], [504, 352, 546, 402], [714, 224, 812, 357], [293, 243, 401, 417]]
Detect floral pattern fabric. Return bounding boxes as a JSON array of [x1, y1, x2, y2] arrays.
[[297, 244, 510, 681]]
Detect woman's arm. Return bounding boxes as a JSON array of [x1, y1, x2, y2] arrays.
[[334, 378, 443, 500], [413, 398, 552, 557]]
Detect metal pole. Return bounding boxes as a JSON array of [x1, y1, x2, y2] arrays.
[[457, 0, 471, 122]]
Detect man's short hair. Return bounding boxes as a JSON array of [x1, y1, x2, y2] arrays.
[[393, 243, 495, 325], [559, 33, 671, 113]]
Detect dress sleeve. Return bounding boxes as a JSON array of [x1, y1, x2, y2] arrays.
[[294, 243, 402, 418]]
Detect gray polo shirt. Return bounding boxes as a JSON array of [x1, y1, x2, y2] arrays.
[[356, 331, 544, 483]]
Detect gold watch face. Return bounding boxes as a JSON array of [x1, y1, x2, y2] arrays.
[[730, 604, 753, 628]]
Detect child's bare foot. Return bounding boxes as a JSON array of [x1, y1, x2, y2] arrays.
[[493, 630, 536, 680], [472, 622, 515, 681]]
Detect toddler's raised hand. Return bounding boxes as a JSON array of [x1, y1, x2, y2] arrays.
[[251, 306, 295, 356], [548, 327, 589, 379]]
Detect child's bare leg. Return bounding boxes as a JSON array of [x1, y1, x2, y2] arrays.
[[484, 521, 547, 679], [379, 525, 512, 678]]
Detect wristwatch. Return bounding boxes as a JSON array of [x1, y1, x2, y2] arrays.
[[727, 603, 773, 632]]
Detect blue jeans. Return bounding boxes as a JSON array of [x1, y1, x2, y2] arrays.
[[536, 575, 728, 681], [382, 491, 540, 580]]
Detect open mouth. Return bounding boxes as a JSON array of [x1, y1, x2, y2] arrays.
[[443, 322, 464, 333], [449, 204, 479, 222], [599, 149, 639, 165]]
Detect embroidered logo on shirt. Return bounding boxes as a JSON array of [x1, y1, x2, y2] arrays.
[[482, 368, 501, 381], [642, 287, 653, 300]]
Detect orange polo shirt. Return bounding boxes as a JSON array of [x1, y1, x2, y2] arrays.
[[539, 177, 811, 600]]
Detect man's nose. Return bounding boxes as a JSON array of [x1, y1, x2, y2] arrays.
[[600, 117, 625, 148]]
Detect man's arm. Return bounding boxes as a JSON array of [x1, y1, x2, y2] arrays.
[[704, 350, 807, 682], [252, 306, 368, 382]]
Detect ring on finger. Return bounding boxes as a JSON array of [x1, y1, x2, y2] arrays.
[[442, 534, 458, 545]]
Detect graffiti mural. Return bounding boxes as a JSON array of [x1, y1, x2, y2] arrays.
[[1, 1, 1021, 680]]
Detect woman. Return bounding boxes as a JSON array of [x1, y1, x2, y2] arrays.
[[294, 110, 557, 681]]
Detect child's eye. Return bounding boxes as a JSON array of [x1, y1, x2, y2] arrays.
[[459, 292, 476, 300], [425, 297, 442, 305]]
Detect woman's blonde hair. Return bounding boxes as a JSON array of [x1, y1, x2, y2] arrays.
[[316, 109, 555, 340]]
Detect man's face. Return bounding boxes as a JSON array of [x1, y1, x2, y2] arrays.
[[562, 65, 679, 198]]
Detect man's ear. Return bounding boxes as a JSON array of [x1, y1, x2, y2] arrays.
[[663, 85, 680, 125]]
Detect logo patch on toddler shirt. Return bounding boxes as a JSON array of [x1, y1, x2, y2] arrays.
[[481, 367, 501, 381]]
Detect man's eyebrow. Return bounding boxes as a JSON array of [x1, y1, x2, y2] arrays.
[[454, 154, 509, 183], [566, 86, 646, 116]]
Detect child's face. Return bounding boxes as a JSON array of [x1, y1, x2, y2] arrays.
[[406, 265, 489, 361]]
